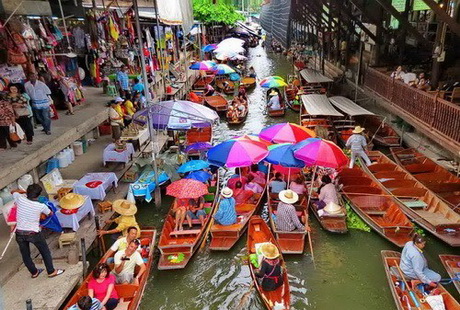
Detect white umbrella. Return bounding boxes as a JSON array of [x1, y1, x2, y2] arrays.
[[214, 45, 246, 55], [218, 38, 245, 47]]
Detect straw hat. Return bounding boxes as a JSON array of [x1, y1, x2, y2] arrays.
[[270, 90, 279, 96], [221, 187, 234, 198], [324, 202, 342, 215], [352, 126, 365, 134], [260, 243, 280, 259], [113, 199, 137, 216], [278, 190, 299, 204], [60, 193, 85, 210]]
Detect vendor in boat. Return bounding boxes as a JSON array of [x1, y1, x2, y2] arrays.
[[275, 190, 305, 232], [315, 175, 339, 210], [227, 104, 238, 122], [233, 181, 257, 204], [267, 90, 281, 111], [228, 168, 248, 188], [255, 243, 284, 291], [400, 234, 441, 287], [289, 176, 306, 196], [98, 200, 140, 239], [249, 164, 266, 185], [269, 172, 287, 194], [238, 87, 247, 101], [204, 84, 215, 96], [245, 174, 264, 194], [214, 187, 237, 225], [346, 126, 372, 168], [186, 198, 206, 227], [172, 198, 189, 231], [248, 66, 257, 78]]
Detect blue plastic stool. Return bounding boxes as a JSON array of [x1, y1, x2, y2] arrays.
[[46, 158, 60, 173]]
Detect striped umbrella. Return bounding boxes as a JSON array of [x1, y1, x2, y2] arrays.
[[214, 64, 236, 75]]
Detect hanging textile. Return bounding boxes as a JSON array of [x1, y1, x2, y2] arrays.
[[156, 0, 194, 35]]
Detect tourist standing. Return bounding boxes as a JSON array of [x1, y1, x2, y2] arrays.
[[346, 126, 372, 168], [0, 94, 18, 150], [24, 73, 52, 135], [13, 184, 64, 278], [116, 65, 130, 98], [7, 83, 34, 144]]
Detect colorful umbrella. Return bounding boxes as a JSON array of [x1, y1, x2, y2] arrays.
[[166, 179, 208, 198], [184, 142, 213, 153], [132, 100, 218, 130], [260, 76, 285, 82], [214, 64, 236, 75], [189, 60, 217, 71], [229, 73, 241, 81], [177, 160, 209, 174], [293, 138, 348, 168], [273, 164, 302, 175], [185, 170, 212, 183], [202, 44, 217, 52], [265, 143, 305, 168], [260, 123, 316, 144], [234, 134, 272, 147], [259, 79, 288, 88], [207, 139, 269, 168]]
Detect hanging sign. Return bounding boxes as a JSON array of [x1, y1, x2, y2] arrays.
[[413, 0, 430, 11]]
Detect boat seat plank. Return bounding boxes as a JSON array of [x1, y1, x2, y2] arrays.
[[414, 210, 458, 226], [401, 200, 428, 208], [170, 229, 201, 236], [115, 300, 131, 310], [364, 210, 387, 216]]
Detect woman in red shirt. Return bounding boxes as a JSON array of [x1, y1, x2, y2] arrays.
[[88, 263, 119, 310]]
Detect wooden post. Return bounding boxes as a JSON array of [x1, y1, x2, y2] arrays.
[[430, 0, 450, 89]]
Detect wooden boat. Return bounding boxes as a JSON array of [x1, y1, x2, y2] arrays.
[[204, 94, 228, 112], [439, 254, 460, 294], [241, 77, 256, 89], [337, 167, 414, 247], [209, 173, 266, 250], [267, 189, 310, 254], [355, 115, 401, 146], [187, 90, 205, 105], [226, 100, 249, 125], [309, 197, 348, 234], [391, 147, 460, 210], [184, 126, 212, 157], [248, 216, 291, 310], [63, 228, 156, 310], [300, 94, 343, 144], [157, 173, 220, 270], [360, 151, 460, 247], [193, 75, 214, 89], [266, 88, 286, 117], [298, 68, 332, 94], [215, 77, 235, 95], [382, 250, 460, 310]]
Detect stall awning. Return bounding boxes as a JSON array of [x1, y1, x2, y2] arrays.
[[301, 94, 343, 117], [329, 96, 374, 116], [300, 69, 333, 84]]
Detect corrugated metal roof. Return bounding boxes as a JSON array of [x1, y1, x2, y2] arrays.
[[301, 94, 343, 117], [300, 69, 334, 84], [329, 96, 374, 116]]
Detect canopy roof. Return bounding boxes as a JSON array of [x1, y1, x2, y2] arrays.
[[329, 96, 374, 116], [301, 94, 343, 117], [300, 69, 333, 84]]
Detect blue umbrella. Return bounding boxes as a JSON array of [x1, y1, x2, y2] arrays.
[[202, 44, 218, 52], [229, 72, 241, 81], [177, 160, 209, 173], [185, 170, 212, 183], [265, 143, 305, 168], [185, 142, 213, 153]]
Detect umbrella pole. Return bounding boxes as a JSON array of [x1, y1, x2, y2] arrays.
[[306, 165, 317, 268], [287, 168, 291, 189], [306, 166, 317, 209], [0, 227, 16, 261]]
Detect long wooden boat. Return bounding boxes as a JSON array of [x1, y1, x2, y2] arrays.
[[205, 94, 228, 112], [209, 173, 266, 250], [241, 77, 256, 90], [193, 75, 215, 89], [298, 68, 332, 94], [248, 216, 291, 310], [360, 151, 460, 247], [355, 115, 401, 147], [382, 250, 460, 310], [266, 88, 286, 117], [63, 228, 156, 309], [215, 77, 235, 95], [337, 167, 414, 247], [309, 197, 348, 234], [391, 147, 460, 210], [184, 126, 212, 157], [439, 254, 460, 294], [158, 172, 220, 270], [226, 99, 249, 125]]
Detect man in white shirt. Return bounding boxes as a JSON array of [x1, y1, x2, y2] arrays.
[[346, 126, 372, 168], [268, 93, 281, 110], [104, 226, 141, 263], [24, 73, 52, 135], [114, 239, 146, 284], [14, 184, 64, 278]]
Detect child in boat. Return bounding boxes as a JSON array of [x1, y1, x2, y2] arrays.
[[67, 295, 105, 310], [186, 198, 206, 227], [255, 243, 284, 291], [214, 187, 237, 226]]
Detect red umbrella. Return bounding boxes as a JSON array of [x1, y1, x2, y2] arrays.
[[260, 123, 316, 144], [166, 179, 208, 198]]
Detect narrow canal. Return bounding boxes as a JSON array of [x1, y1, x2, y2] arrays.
[[136, 45, 459, 309]]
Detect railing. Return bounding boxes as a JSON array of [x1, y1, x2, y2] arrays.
[[363, 67, 460, 145]]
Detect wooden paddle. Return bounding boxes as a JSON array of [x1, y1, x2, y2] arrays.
[[200, 173, 223, 251]]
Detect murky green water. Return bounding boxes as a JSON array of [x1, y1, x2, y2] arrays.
[[136, 45, 459, 309]]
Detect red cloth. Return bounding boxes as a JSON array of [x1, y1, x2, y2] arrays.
[[227, 176, 248, 189], [189, 92, 200, 103], [88, 274, 119, 301], [233, 189, 254, 204]]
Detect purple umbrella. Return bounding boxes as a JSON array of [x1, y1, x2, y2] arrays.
[[185, 142, 213, 153]]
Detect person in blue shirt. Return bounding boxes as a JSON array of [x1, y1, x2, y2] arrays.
[[214, 187, 237, 225], [67, 296, 104, 310], [116, 65, 130, 98], [400, 234, 441, 287], [132, 78, 144, 95], [269, 172, 287, 194]]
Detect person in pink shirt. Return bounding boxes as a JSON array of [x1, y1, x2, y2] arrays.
[[88, 263, 119, 310], [289, 176, 306, 195], [248, 164, 266, 185], [244, 174, 264, 194], [316, 175, 338, 209]]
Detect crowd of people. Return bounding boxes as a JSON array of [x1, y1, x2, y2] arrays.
[[390, 66, 431, 91]]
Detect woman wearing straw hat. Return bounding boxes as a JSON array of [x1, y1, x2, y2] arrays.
[[214, 187, 237, 226], [98, 199, 140, 238], [275, 190, 305, 232], [255, 243, 284, 291], [345, 126, 372, 168], [267, 90, 281, 111]]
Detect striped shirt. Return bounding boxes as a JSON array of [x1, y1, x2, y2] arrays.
[[67, 298, 103, 310], [346, 134, 367, 152], [117, 71, 130, 90], [275, 202, 304, 232], [13, 192, 50, 232], [24, 81, 51, 109], [214, 198, 237, 225]]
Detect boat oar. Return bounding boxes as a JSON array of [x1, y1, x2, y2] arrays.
[[0, 227, 16, 261], [200, 185, 222, 251], [393, 260, 422, 310], [367, 117, 386, 146], [305, 166, 317, 268], [439, 276, 460, 285]]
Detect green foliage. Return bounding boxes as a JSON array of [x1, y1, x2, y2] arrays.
[[413, 225, 425, 237], [344, 199, 371, 232], [193, 0, 244, 25]]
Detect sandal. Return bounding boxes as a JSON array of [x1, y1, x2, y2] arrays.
[[48, 269, 65, 278], [32, 268, 44, 278]]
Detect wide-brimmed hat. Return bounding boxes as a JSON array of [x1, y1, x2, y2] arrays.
[[114, 97, 124, 103], [221, 187, 234, 198], [352, 126, 365, 134], [60, 193, 85, 210], [260, 243, 280, 259], [113, 199, 137, 216], [270, 90, 278, 96], [324, 202, 342, 215], [278, 189, 299, 204]]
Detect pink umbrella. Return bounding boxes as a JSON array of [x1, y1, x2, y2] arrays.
[[293, 138, 348, 168], [207, 139, 269, 168], [260, 123, 316, 144]]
